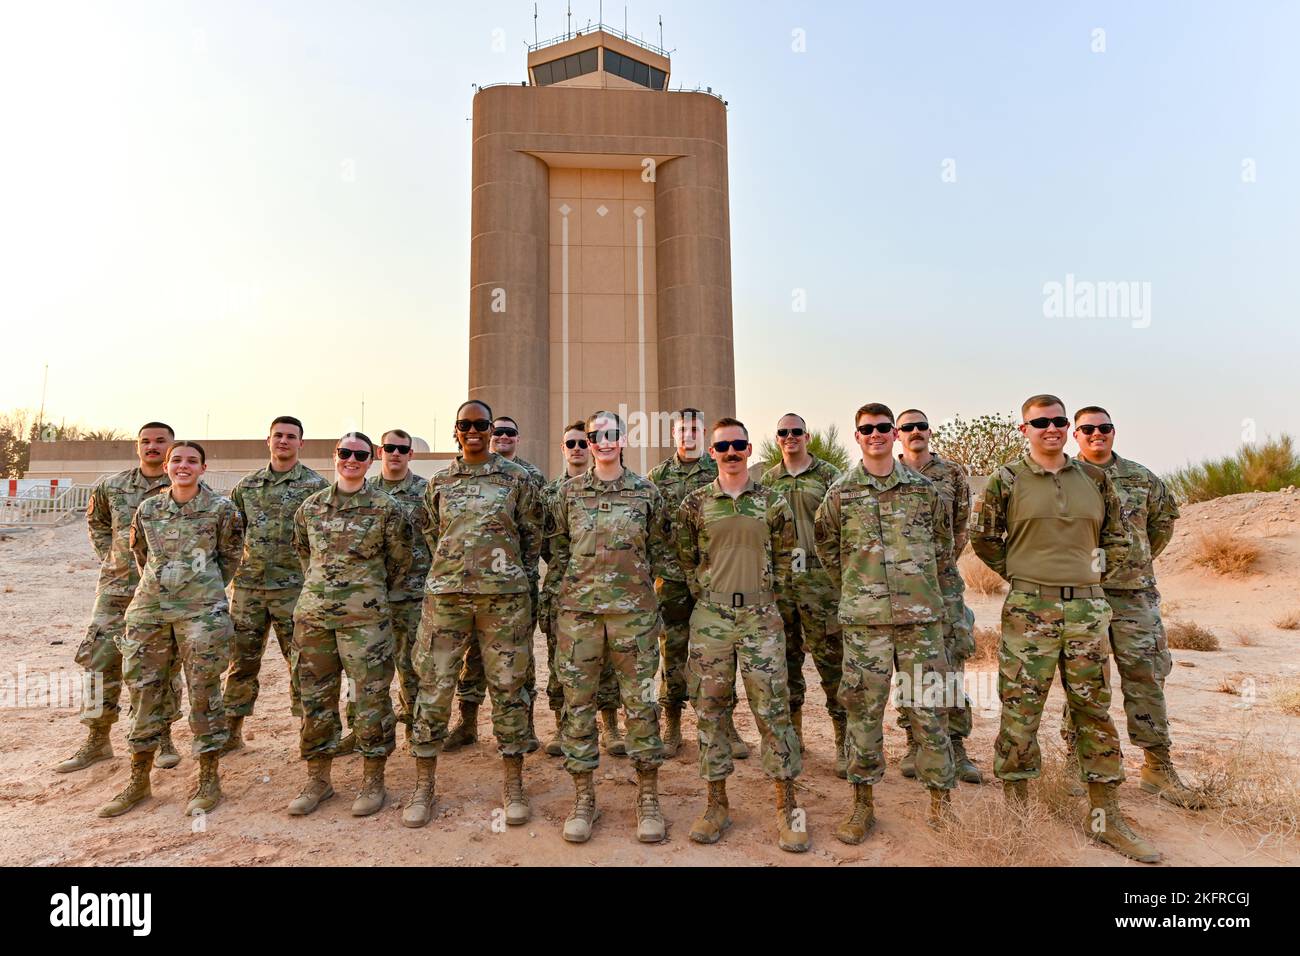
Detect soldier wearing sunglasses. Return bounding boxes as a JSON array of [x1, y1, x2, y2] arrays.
[[402, 401, 543, 829], [814, 403, 959, 842], [677, 417, 809, 852], [1061, 406, 1199, 808], [539, 422, 622, 759], [287, 432, 414, 819], [760, 412, 846, 775], [971, 394, 1159, 863], [895, 409, 982, 785]]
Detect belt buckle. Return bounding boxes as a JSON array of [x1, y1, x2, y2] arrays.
[[1062, 586, 1074, 600], [732, 592, 744, 608]]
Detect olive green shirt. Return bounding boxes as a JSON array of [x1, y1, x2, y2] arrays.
[[648, 451, 719, 583], [675, 477, 796, 604], [760, 454, 842, 563]]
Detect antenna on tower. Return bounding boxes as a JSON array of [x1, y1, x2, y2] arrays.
[[566, 0, 571, 39], [624, 5, 627, 35], [533, 2, 538, 45], [659, 14, 663, 50]]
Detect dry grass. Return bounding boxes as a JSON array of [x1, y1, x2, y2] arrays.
[[959, 548, 1007, 596], [970, 626, 1000, 666], [1231, 627, 1258, 647], [1190, 531, 1261, 577], [1273, 679, 1300, 718], [1273, 610, 1300, 631], [1166, 620, 1221, 651], [1191, 731, 1300, 846], [1217, 677, 1243, 695]]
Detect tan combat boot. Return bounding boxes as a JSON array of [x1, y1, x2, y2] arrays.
[[56, 725, 114, 773], [1003, 779, 1029, 808], [1140, 746, 1207, 809], [635, 766, 666, 843], [562, 771, 599, 843], [791, 707, 804, 753], [186, 752, 221, 815], [219, 716, 246, 755], [662, 703, 683, 758], [900, 724, 918, 778], [725, 710, 750, 759], [97, 751, 154, 817], [951, 736, 983, 784], [831, 714, 848, 780], [689, 779, 731, 844], [155, 725, 181, 769], [835, 782, 875, 844], [443, 701, 478, 752], [1061, 734, 1086, 796], [502, 754, 530, 825], [402, 756, 437, 827], [600, 708, 627, 757], [526, 697, 541, 751], [927, 788, 954, 830], [288, 757, 334, 815], [545, 708, 564, 757], [1088, 781, 1161, 863], [352, 756, 387, 816], [774, 779, 811, 853]]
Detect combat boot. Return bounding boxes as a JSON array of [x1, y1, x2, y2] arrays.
[[725, 710, 750, 759], [219, 716, 246, 755], [562, 771, 599, 843], [600, 708, 627, 757], [287, 757, 334, 815], [186, 752, 221, 816], [831, 713, 848, 779], [55, 725, 113, 773], [1003, 779, 1029, 808], [774, 779, 811, 853], [526, 697, 540, 751], [155, 725, 181, 769], [1087, 781, 1161, 864], [502, 754, 530, 825], [335, 730, 357, 756], [97, 751, 154, 817], [352, 756, 387, 816], [635, 766, 666, 843], [662, 703, 683, 758], [402, 756, 437, 827], [444, 702, 478, 752], [926, 788, 954, 830], [951, 736, 983, 784], [1061, 734, 1086, 796], [791, 707, 804, 753], [835, 782, 874, 844], [900, 724, 918, 778], [1140, 746, 1208, 809], [545, 708, 564, 757], [689, 779, 731, 844]]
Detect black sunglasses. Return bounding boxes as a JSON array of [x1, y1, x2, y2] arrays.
[[587, 429, 621, 445], [856, 423, 894, 435], [382, 443, 411, 455], [564, 438, 589, 449], [1076, 423, 1115, 435], [898, 422, 929, 433], [493, 426, 519, 438], [336, 447, 372, 462], [712, 439, 749, 453], [1026, 417, 1071, 429], [455, 419, 492, 433], [776, 427, 805, 438]]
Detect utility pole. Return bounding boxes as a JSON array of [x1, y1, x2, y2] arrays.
[[37, 363, 48, 440]]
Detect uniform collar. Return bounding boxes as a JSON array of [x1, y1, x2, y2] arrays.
[[263, 461, 304, 484], [710, 476, 757, 499], [133, 468, 170, 490], [324, 482, 373, 508], [161, 485, 213, 514], [674, 453, 713, 474], [855, 459, 912, 491], [1020, 453, 1078, 477], [450, 452, 509, 476], [773, 453, 821, 479]]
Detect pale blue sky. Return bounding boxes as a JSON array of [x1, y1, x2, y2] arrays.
[[2, 0, 1296, 472]]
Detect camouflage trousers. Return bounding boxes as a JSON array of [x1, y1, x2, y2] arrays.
[[453, 581, 539, 706], [995, 589, 1123, 783], [75, 591, 180, 730], [293, 617, 396, 761], [556, 608, 664, 773], [124, 614, 231, 755], [389, 598, 422, 725], [687, 601, 802, 782], [544, 617, 619, 713], [656, 577, 695, 707], [777, 563, 844, 719], [410, 592, 534, 758], [1060, 586, 1173, 751], [897, 625, 973, 739], [841, 622, 956, 790], [223, 586, 301, 719]]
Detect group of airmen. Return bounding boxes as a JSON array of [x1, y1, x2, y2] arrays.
[[55, 391, 1198, 863]]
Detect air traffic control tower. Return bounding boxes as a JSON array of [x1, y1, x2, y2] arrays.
[[467, 24, 735, 476]]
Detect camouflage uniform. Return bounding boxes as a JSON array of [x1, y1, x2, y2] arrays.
[[761, 455, 844, 721], [677, 478, 802, 782], [124, 486, 244, 754], [1060, 453, 1180, 751], [292, 484, 413, 760], [547, 468, 672, 772], [814, 461, 959, 791], [896, 453, 976, 740], [971, 455, 1129, 783], [79, 468, 181, 730], [409, 454, 542, 757], [223, 462, 327, 718], [540, 473, 619, 715], [647, 452, 718, 707], [367, 471, 431, 724]]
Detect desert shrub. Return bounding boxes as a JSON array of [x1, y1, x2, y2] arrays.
[[1273, 680, 1300, 718], [1166, 434, 1300, 503], [960, 549, 1007, 597], [1190, 531, 1261, 576], [1192, 731, 1300, 846], [1273, 610, 1300, 631], [1166, 621, 1220, 651], [970, 626, 1000, 666], [931, 413, 1027, 476]]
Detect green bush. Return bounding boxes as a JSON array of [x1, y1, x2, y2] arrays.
[[1166, 435, 1300, 503], [930, 413, 1027, 476], [757, 424, 851, 473]]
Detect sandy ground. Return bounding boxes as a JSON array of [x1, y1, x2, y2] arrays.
[[2, 490, 1298, 867]]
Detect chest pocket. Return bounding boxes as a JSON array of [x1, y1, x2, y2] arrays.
[[839, 490, 878, 551], [1114, 477, 1147, 527], [339, 508, 385, 559]]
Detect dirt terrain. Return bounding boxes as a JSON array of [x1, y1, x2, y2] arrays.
[[2, 490, 1298, 867]]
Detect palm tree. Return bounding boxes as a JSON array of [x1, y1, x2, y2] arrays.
[[757, 424, 851, 473]]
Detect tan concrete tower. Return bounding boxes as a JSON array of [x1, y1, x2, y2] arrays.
[[468, 24, 735, 476]]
